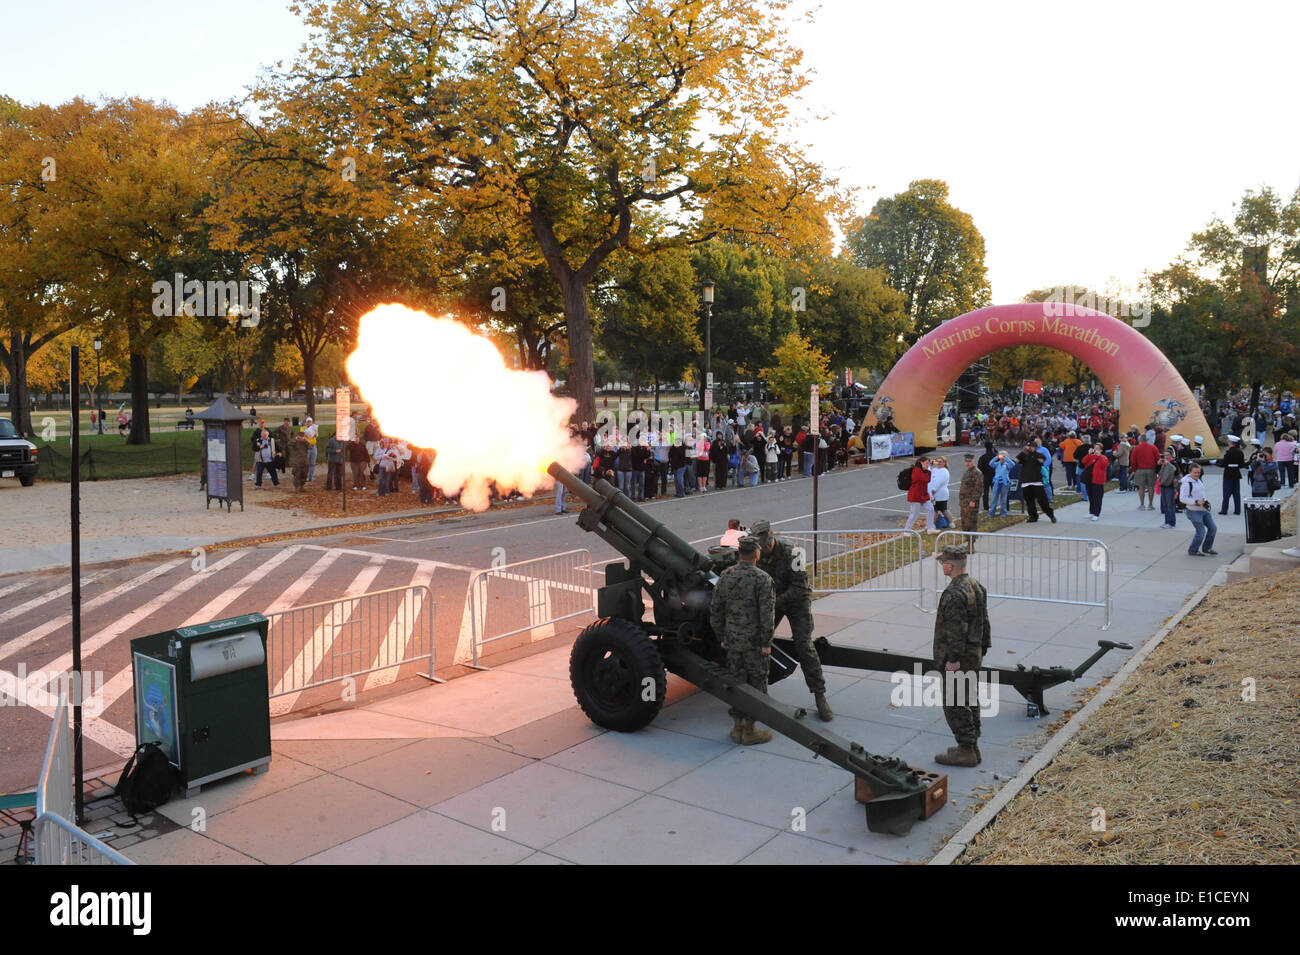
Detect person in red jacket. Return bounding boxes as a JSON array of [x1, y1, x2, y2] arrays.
[[905, 456, 937, 534], [1079, 443, 1109, 520]]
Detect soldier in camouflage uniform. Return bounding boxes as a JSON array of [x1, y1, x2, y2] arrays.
[[751, 519, 833, 721], [958, 453, 984, 551], [932, 544, 991, 766], [709, 536, 776, 745]]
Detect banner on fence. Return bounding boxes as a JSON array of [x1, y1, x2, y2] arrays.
[[869, 434, 893, 461], [890, 431, 915, 457]]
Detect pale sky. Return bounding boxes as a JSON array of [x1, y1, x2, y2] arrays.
[[3, 0, 1296, 304]]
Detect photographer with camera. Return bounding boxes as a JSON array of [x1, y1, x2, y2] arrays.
[[1179, 463, 1218, 557]]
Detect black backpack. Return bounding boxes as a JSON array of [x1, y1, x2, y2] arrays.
[[115, 742, 179, 816], [897, 466, 913, 491]]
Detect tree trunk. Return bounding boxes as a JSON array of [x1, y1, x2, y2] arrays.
[[127, 351, 151, 444], [653, 375, 660, 411], [6, 333, 34, 437], [1249, 381, 1261, 420], [304, 352, 316, 419], [631, 371, 640, 410], [562, 280, 595, 423]]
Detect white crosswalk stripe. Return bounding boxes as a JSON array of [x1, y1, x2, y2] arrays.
[[36, 551, 250, 683], [0, 559, 186, 661], [180, 545, 304, 626], [0, 667, 137, 758], [2, 570, 111, 623], [361, 589, 427, 691], [270, 556, 385, 701]]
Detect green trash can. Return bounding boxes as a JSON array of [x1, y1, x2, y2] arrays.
[[130, 613, 272, 797]]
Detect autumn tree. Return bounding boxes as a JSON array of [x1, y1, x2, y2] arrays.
[[37, 99, 225, 443], [265, 0, 849, 424], [1183, 185, 1300, 411], [847, 179, 991, 341], [761, 332, 831, 419], [596, 246, 702, 408], [0, 97, 89, 436], [788, 255, 911, 374]]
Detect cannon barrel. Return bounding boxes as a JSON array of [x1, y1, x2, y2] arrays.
[[548, 461, 712, 588]]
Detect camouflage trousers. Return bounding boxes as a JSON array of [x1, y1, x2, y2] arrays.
[[941, 665, 982, 746], [292, 463, 308, 491], [776, 602, 826, 695], [726, 647, 769, 718]]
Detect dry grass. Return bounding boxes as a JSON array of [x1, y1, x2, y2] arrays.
[[960, 565, 1300, 865]]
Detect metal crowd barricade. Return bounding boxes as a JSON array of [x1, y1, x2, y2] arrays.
[[265, 585, 437, 697], [776, 530, 926, 608], [933, 530, 1111, 628], [35, 813, 134, 866], [468, 549, 595, 666], [34, 689, 133, 865]]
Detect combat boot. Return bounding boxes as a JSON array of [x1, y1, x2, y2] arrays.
[[814, 693, 834, 722], [935, 743, 980, 766], [729, 715, 745, 744], [740, 719, 773, 745]]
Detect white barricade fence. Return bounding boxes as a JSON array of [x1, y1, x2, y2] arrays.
[[34, 688, 133, 865], [35, 812, 134, 866], [265, 585, 436, 697], [467, 549, 595, 666], [933, 530, 1112, 628], [775, 529, 926, 608]]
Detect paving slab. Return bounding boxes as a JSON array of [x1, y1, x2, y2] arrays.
[[544, 793, 778, 865], [546, 725, 730, 791], [297, 809, 533, 865], [366, 670, 579, 736], [200, 773, 418, 865], [653, 746, 849, 830], [336, 737, 533, 807], [433, 762, 642, 850], [271, 709, 478, 740], [478, 706, 607, 760], [270, 738, 419, 772], [121, 828, 264, 865], [157, 754, 324, 825], [738, 831, 897, 865]]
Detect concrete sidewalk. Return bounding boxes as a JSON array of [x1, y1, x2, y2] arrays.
[[95, 483, 1276, 865]]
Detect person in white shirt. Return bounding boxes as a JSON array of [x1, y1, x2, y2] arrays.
[[303, 416, 319, 481], [1179, 464, 1217, 557], [929, 456, 951, 527]]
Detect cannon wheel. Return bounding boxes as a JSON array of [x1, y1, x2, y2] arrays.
[[570, 618, 667, 732]]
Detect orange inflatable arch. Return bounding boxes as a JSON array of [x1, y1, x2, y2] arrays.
[[864, 302, 1220, 456]]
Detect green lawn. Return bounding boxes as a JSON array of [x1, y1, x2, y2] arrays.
[[34, 421, 339, 482]]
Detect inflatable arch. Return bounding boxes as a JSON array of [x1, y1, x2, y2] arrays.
[[864, 302, 1220, 457]]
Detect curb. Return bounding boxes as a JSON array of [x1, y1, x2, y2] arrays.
[[928, 568, 1224, 865]]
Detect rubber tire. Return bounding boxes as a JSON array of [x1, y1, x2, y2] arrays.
[[19, 474, 35, 487], [570, 618, 667, 732]]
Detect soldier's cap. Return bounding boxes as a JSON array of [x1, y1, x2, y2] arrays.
[[738, 536, 760, 556], [1227, 435, 1240, 442], [750, 519, 773, 542], [938, 544, 967, 562], [1250, 437, 1261, 445]]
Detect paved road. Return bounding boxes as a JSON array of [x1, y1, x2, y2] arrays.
[[1, 456, 915, 793]]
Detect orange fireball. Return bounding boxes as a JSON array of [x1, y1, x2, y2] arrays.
[[346, 304, 585, 511]]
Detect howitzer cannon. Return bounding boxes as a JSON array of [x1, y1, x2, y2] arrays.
[[770, 639, 1133, 717], [547, 462, 946, 835]]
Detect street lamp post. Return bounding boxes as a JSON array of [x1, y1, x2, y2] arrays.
[[702, 279, 715, 413], [92, 337, 103, 435]]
